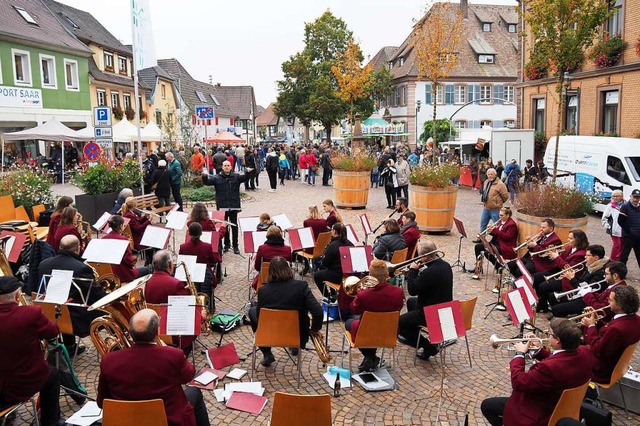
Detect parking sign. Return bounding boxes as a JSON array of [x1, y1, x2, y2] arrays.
[[195, 105, 215, 120], [93, 106, 112, 127]]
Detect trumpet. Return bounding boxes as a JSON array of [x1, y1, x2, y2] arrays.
[[513, 231, 544, 252], [343, 275, 379, 297], [480, 220, 503, 236], [489, 334, 550, 349], [544, 259, 588, 281], [386, 250, 446, 276], [552, 278, 607, 301], [568, 304, 610, 322], [530, 241, 571, 257]]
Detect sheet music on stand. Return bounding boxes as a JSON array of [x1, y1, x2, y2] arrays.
[[238, 216, 260, 233], [175, 255, 207, 282], [243, 231, 267, 253], [339, 246, 373, 274], [140, 225, 172, 249], [515, 259, 534, 286], [92, 212, 111, 231], [288, 227, 315, 251], [359, 213, 373, 236], [272, 213, 293, 230], [345, 224, 360, 244], [102, 216, 130, 234], [514, 277, 537, 306], [43, 270, 74, 304], [166, 295, 197, 335], [504, 287, 534, 326], [423, 301, 465, 343], [83, 239, 128, 264], [165, 211, 189, 230]]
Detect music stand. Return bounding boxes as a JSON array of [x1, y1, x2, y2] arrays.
[[484, 264, 508, 319], [479, 236, 499, 290], [452, 218, 467, 272]]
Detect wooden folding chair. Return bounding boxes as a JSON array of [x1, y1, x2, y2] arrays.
[[256, 261, 270, 293], [547, 382, 590, 426], [390, 247, 408, 264], [32, 299, 83, 365], [460, 297, 478, 367], [0, 195, 16, 222], [251, 309, 301, 387], [270, 392, 332, 426], [31, 204, 46, 223], [593, 342, 638, 416], [102, 398, 167, 426], [298, 231, 332, 273], [0, 396, 39, 426], [341, 311, 400, 388]]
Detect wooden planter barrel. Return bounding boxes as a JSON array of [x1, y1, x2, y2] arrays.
[[333, 170, 370, 208], [408, 185, 458, 232], [513, 210, 589, 257]]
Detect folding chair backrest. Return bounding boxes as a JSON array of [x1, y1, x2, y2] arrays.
[[256, 262, 270, 292], [547, 382, 589, 426], [122, 224, 134, 249], [0, 195, 15, 222], [255, 308, 300, 348], [271, 392, 331, 426], [390, 247, 408, 264], [14, 205, 31, 223], [460, 297, 478, 331], [599, 342, 638, 387], [102, 398, 168, 426], [88, 262, 115, 278], [32, 204, 46, 223], [33, 299, 74, 335], [312, 231, 332, 258], [354, 311, 400, 348]]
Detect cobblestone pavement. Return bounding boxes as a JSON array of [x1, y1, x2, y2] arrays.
[[11, 179, 640, 425]]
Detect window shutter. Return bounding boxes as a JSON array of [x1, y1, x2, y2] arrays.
[[425, 84, 432, 104], [494, 84, 503, 104], [467, 85, 476, 103], [470, 120, 480, 128], [445, 84, 454, 105]]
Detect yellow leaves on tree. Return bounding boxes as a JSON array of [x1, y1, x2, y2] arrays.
[[331, 39, 372, 107]]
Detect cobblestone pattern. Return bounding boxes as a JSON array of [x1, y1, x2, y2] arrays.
[[9, 180, 640, 425]]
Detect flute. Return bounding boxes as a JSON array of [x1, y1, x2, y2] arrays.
[[135, 208, 160, 218], [212, 218, 238, 227]]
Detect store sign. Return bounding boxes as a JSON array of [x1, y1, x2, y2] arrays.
[[0, 85, 43, 108]]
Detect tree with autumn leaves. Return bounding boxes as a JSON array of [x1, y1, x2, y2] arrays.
[[413, 2, 463, 153], [275, 11, 392, 142], [521, 0, 611, 182]]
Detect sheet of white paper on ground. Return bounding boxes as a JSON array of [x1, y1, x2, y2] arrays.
[[437, 307, 457, 341], [227, 368, 247, 380], [44, 269, 74, 304], [323, 371, 351, 389], [508, 290, 530, 323], [166, 295, 196, 335], [252, 231, 267, 250], [272, 213, 293, 230], [66, 401, 102, 426], [214, 389, 226, 402], [194, 371, 217, 385], [82, 239, 129, 264], [93, 212, 111, 231], [175, 255, 207, 282], [353, 372, 388, 390], [350, 247, 369, 272], [224, 382, 264, 395], [514, 278, 536, 306], [239, 216, 260, 232], [140, 226, 171, 249], [166, 211, 189, 230]]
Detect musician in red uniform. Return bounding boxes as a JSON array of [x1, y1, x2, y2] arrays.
[[534, 229, 588, 312], [400, 211, 420, 258], [509, 218, 562, 278], [0, 277, 63, 426], [46, 196, 73, 247], [582, 285, 640, 384], [187, 202, 225, 282], [101, 215, 151, 283], [252, 226, 292, 290], [346, 259, 404, 372], [51, 206, 85, 254], [97, 309, 209, 426], [179, 223, 218, 309], [472, 206, 518, 279], [481, 318, 592, 426], [121, 197, 152, 250]]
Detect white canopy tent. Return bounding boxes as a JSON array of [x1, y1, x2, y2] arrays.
[[1, 118, 91, 183], [140, 121, 162, 142], [76, 125, 132, 143]]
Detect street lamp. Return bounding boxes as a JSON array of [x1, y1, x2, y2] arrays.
[[415, 100, 422, 146]]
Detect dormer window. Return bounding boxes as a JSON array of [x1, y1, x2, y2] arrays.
[[508, 24, 517, 33], [482, 23, 491, 32], [210, 94, 220, 106], [104, 52, 114, 72], [399, 57, 404, 67], [478, 54, 494, 64], [196, 91, 206, 103], [14, 6, 37, 25]]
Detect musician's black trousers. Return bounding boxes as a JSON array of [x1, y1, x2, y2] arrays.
[[620, 235, 640, 269], [313, 270, 343, 296], [223, 210, 239, 249], [184, 386, 210, 426], [534, 276, 562, 311], [473, 243, 504, 269], [480, 397, 507, 426], [551, 298, 586, 318], [397, 297, 438, 352]]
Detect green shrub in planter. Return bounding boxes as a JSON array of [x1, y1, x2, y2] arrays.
[[182, 187, 215, 202], [409, 162, 460, 188], [0, 167, 54, 208], [74, 158, 142, 195]]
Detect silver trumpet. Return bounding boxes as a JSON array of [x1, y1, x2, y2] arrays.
[[489, 334, 550, 350], [552, 278, 607, 301], [544, 259, 588, 281]]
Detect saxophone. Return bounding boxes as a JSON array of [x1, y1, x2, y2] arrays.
[[309, 328, 331, 364], [176, 261, 211, 335]]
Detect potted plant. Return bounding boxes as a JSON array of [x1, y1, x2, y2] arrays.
[[512, 184, 592, 251], [125, 108, 135, 121], [589, 35, 627, 68], [112, 106, 124, 121], [408, 162, 460, 232], [330, 150, 377, 208], [73, 158, 142, 223], [0, 166, 54, 217]]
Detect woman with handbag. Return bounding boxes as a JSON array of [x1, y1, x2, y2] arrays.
[[380, 159, 398, 209], [150, 159, 172, 207], [602, 189, 624, 261]]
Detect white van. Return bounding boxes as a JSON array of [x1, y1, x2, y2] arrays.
[[544, 135, 640, 212]]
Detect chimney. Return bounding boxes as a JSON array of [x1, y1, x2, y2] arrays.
[[461, 0, 468, 19], [208, 75, 212, 85]]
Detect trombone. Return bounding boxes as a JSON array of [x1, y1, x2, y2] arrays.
[[513, 231, 544, 252], [552, 278, 607, 301], [386, 250, 445, 276], [479, 220, 503, 236], [568, 305, 610, 322], [530, 241, 571, 257], [489, 334, 550, 349], [544, 259, 588, 281]]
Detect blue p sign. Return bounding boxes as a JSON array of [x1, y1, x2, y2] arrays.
[[93, 106, 112, 127]]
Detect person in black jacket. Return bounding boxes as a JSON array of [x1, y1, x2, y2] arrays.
[[151, 160, 172, 207], [244, 148, 257, 191], [372, 220, 407, 260], [38, 235, 107, 354], [397, 240, 453, 360], [321, 150, 333, 186], [248, 257, 323, 366], [202, 160, 253, 254], [265, 147, 279, 192], [313, 222, 354, 295], [618, 189, 640, 269]]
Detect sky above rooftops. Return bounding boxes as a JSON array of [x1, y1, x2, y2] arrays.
[[56, 0, 517, 107]]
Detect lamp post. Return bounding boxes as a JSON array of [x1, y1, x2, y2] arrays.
[[415, 100, 422, 147]]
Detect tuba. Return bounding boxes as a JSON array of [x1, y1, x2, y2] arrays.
[[176, 261, 211, 335], [309, 329, 331, 364], [85, 261, 121, 293], [344, 275, 379, 297]]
